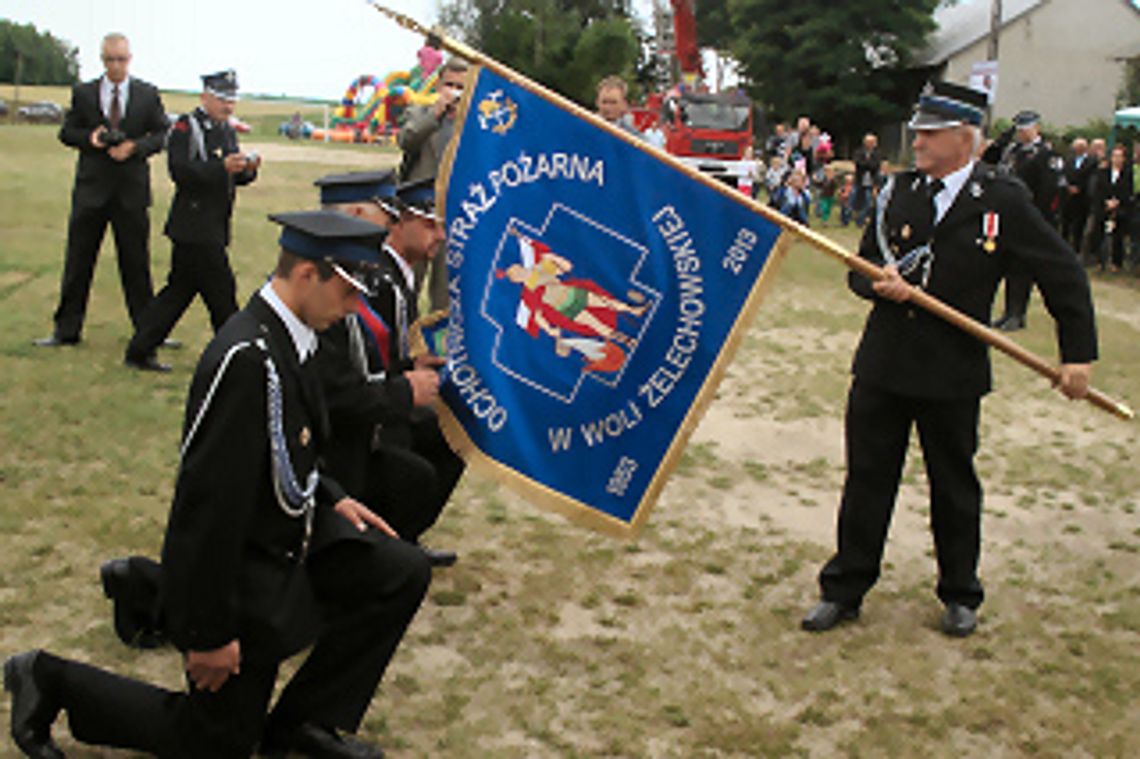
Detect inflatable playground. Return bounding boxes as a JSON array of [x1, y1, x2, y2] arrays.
[[310, 39, 443, 143]]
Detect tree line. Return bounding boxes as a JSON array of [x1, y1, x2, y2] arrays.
[[436, 0, 940, 147], [0, 19, 79, 87]]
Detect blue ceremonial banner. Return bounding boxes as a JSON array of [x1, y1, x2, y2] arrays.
[[433, 66, 791, 536]]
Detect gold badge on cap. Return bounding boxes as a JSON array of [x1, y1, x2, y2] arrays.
[[900, 224, 912, 241], [299, 426, 311, 447]]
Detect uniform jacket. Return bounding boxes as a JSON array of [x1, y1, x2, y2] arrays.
[[1010, 139, 1062, 221], [314, 312, 414, 510], [850, 164, 1098, 399], [160, 293, 346, 658], [164, 107, 257, 246], [58, 77, 167, 209]]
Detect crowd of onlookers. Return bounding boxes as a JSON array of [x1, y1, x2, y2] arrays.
[[750, 115, 1139, 274], [752, 116, 892, 231]]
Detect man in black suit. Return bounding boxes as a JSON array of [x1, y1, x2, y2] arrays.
[[314, 174, 464, 560], [1061, 137, 1096, 257], [36, 33, 168, 347], [5, 211, 429, 759], [125, 70, 260, 372], [801, 83, 1097, 638]]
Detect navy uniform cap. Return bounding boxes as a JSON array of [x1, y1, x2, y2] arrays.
[[269, 210, 386, 293], [314, 170, 397, 206], [203, 69, 239, 101], [395, 176, 442, 222], [908, 81, 987, 130], [1012, 110, 1041, 128]]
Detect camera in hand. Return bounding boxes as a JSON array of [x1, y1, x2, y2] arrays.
[[103, 128, 127, 147]]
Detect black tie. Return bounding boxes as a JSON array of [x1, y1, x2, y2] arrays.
[[110, 84, 122, 130], [927, 178, 944, 228]]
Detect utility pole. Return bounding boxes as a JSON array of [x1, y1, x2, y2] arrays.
[[985, 0, 1002, 129]]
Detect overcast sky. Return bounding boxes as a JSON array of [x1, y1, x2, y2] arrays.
[[4, 0, 445, 100]]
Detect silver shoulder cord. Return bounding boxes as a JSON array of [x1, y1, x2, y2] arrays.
[[179, 339, 318, 547], [346, 313, 387, 384], [875, 174, 934, 289]]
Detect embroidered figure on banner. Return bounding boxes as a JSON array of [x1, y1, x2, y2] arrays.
[[482, 204, 659, 403]]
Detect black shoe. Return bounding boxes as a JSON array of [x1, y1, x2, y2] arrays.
[[260, 722, 384, 759], [4, 651, 64, 759], [940, 603, 977, 637], [420, 545, 458, 568], [124, 355, 172, 373], [801, 600, 859, 632], [32, 335, 79, 347], [160, 339, 182, 350], [994, 314, 1025, 332]]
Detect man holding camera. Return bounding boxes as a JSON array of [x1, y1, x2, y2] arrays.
[[125, 70, 261, 371], [397, 57, 468, 312], [36, 33, 168, 348]]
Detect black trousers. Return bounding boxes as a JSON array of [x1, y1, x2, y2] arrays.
[[53, 200, 154, 340], [126, 242, 238, 360], [818, 381, 985, 610], [1060, 194, 1089, 256], [1000, 263, 1033, 321], [369, 409, 465, 543], [41, 535, 430, 756]]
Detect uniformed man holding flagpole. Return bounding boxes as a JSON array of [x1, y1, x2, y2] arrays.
[[802, 82, 1097, 638]]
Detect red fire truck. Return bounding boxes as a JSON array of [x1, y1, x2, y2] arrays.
[[632, 1, 755, 190]]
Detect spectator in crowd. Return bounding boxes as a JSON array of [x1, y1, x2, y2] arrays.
[[772, 169, 812, 226], [765, 155, 788, 202], [398, 56, 469, 312], [851, 133, 882, 227], [595, 75, 641, 137], [1086, 138, 1110, 260], [837, 174, 855, 226], [766, 122, 788, 159], [1061, 137, 1097, 257], [1095, 145, 1133, 272], [36, 32, 168, 348], [817, 163, 838, 226]]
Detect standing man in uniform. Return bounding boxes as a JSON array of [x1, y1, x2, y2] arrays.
[[397, 57, 468, 312], [313, 171, 461, 565], [800, 83, 1097, 638], [35, 33, 168, 348], [124, 70, 260, 372], [1061, 137, 1096, 258], [990, 110, 1065, 331], [5, 211, 429, 759]]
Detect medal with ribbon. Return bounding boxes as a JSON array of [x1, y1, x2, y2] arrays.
[[982, 211, 999, 253]]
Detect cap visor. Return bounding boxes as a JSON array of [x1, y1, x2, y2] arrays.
[[908, 113, 963, 131], [331, 262, 374, 295]]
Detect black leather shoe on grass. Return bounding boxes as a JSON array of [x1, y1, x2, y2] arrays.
[[801, 600, 859, 632], [940, 603, 978, 637], [32, 335, 79, 347], [260, 722, 384, 759], [4, 651, 64, 759]]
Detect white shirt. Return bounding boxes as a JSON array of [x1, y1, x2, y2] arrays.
[[931, 160, 975, 225], [99, 75, 130, 121], [259, 282, 318, 364], [384, 244, 416, 294]]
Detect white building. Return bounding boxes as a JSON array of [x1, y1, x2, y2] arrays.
[[915, 0, 1140, 128]]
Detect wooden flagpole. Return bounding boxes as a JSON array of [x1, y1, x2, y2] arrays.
[[368, 3, 1132, 422]]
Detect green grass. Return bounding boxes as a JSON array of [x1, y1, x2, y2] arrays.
[[2, 116, 1139, 758]]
